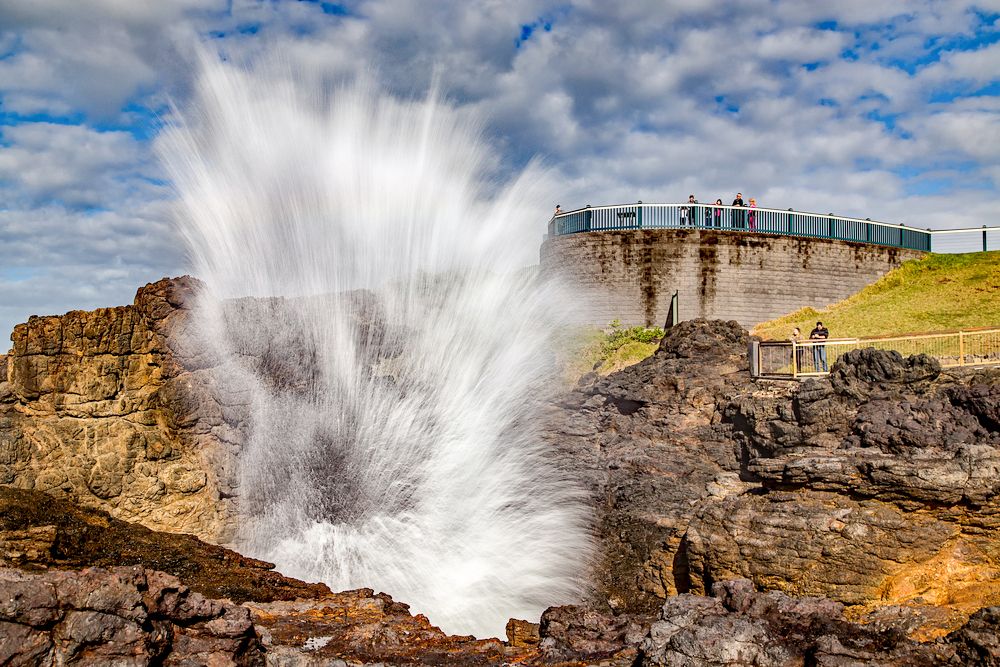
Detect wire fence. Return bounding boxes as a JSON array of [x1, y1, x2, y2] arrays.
[[754, 328, 1000, 378]]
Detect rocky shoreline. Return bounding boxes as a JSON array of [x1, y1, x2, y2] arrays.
[[2, 278, 1000, 665]]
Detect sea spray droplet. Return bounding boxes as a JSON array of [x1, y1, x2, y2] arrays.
[[157, 56, 593, 637]]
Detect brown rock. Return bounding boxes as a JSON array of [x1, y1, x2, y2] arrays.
[[505, 617, 540, 647], [542, 319, 750, 612], [0, 486, 330, 604], [0, 565, 264, 666], [0, 277, 243, 544]]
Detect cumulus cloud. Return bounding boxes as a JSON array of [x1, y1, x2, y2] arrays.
[[0, 0, 998, 337]]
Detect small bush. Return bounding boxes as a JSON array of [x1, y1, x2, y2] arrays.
[[602, 324, 665, 357]]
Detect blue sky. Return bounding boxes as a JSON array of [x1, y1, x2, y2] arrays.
[[0, 0, 998, 337]]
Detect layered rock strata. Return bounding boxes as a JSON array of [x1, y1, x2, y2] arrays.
[[0, 277, 240, 543], [543, 320, 1000, 636], [690, 350, 1000, 631], [5, 279, 1000, 651], [5, 481, 997, 666]]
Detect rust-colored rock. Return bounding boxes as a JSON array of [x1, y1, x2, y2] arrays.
[[505, 617, 541, 648]]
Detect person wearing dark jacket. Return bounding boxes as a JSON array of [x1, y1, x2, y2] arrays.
[[731, 192, 745, 228], [810, 321, 830, 372], [686, 194, 699, 226]]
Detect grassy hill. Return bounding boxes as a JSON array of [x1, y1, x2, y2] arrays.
[[753, 251, 1000, 340]]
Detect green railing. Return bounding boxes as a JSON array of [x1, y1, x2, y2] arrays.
[[547, 203, 1000, 253]]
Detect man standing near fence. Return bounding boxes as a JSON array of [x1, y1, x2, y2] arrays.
[[810, 321, 829, 372]]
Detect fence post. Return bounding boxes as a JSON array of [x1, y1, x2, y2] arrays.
[[791, 341, 798, 377], [637, 202, 643, 229], [749, 340, 760, 377], [984, 225, 988, 252], [585, 205, 592, 232], [959, 331, 965, 366]]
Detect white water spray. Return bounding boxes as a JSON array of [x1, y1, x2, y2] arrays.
[[158, 58, 593, 637]]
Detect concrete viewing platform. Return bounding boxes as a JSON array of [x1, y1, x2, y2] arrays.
[[541, 202, 999, 328]]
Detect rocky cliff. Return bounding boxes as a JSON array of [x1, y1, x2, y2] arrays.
[[543, 319, 1000, 638], [2, 486, 998, 666], [0, 277, 244, 544], [4, 278, 1000, 659]]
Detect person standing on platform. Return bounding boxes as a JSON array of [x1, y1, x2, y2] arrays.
[[714, 198, 723, 227], [810, 321, 830, 372], [687, 194, 699, 226], [790, 326, 805, 373], [748, 197, 757, 231], [732, 192, 745, 228]]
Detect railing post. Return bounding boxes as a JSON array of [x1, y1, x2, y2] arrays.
[[899, 223, 904, 248], [959, 331, 965, 366], [984, 225, 988, 252], [638, 201, 643, 229], [585, 205, 592, 232], [791, 341, 798, 377]]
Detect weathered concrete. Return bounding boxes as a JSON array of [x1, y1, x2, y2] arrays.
[[540, 229, 925, 327]]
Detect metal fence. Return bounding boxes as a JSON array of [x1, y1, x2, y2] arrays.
[[547, 203, 1000, 253], [753, 328, 1000, 378]]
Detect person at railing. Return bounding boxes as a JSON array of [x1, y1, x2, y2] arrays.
[[554, 204, 562, 216], [685, 194, 699, 226], [732, 192, 745, 229], [790, 326, 805, 373], [748, 198, 757, 231], [810, 321, 830, 372], [713, 199, 723, 228]]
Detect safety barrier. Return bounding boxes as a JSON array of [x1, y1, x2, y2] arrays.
[[752, 327, 1000, 378], [548, 203, 1000, 254]]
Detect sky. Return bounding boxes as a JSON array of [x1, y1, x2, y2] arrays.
[[0, 0, 998, 338]]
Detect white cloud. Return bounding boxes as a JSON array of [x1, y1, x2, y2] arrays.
[[0, 0, 998, 337]]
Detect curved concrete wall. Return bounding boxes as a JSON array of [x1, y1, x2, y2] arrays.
[[539, 229, 926, 328]]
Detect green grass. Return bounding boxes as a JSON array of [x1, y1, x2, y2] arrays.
[[556, 323, 664, 384], [753, 251, 1000, 340]]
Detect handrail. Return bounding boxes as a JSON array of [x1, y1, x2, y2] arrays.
[[753, 327, 1000, 378], [546, 202, 999, 253]]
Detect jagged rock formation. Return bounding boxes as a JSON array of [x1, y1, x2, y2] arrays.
[[5, 279, 1000, 656], [0, 485, 595, 665], [0, 566, 263, 666], [0, 277, 398, 547], [0, 277, 241, 543], [689, 349, 1000, 632], [543, 320, 1000, 637], [542, 319, 751, 611], [5, 478, 995, 665], [638, 579, 1000, 666]]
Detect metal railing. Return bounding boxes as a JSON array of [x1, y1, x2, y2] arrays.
[[547, 203, 1000, 253], [753, 327, 1000, 378]]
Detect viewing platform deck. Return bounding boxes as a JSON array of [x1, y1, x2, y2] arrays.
[[548, 203, 1000, 254]]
